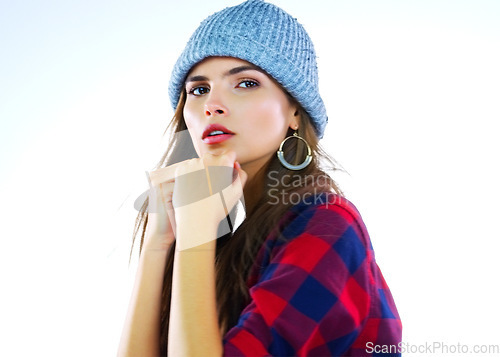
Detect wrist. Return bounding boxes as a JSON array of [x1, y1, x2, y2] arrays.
[[141, 235, 174, 254], [137, 246, 170, 271], [174, 239, 217, 254], [175, 222, 219, 252]]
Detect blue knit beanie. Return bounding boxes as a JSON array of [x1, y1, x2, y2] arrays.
[[168, 0, 328, 138]]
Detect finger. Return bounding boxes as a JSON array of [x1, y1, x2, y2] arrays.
[[148, 164, 178, 187], [203, 151, 237, 196], [233, 161, 247, 187], [221, 164, 247, 214], [146, 171, 174, 213], [165, 194, 177, 238], [173, 158, 205, 177], [149, 158, 201, 187], [159, 181, 174, 205], [172, 158, 213, 208]]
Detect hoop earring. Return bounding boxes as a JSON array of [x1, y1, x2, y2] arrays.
[[277, 131, 312, 171]]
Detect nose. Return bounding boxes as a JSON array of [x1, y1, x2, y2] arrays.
[[204, 94, 229, 117]]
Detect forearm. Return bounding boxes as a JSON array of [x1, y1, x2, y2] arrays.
[[168, 237, 222, 357], [166, 154, 243, 356], [118, 244, 170, 357]]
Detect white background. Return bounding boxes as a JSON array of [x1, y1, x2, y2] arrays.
[[1, 0, 499, 355]]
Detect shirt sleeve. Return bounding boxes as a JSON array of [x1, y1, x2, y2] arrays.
[[223, 197, 402, 356]]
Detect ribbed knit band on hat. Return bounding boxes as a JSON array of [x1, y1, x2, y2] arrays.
[[168, 0, 328, 138]]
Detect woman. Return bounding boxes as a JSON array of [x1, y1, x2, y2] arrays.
[[119, 0, 402, 356]]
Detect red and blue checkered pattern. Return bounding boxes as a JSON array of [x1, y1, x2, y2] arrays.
[[223, 193, 402, 356]]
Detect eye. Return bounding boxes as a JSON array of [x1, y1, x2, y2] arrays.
[[188, 86, 210, 96], [237, 80, 259, 88]]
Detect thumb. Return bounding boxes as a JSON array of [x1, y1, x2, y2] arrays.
[[221, 162, 247, 213], [233, 161, 247, 188]]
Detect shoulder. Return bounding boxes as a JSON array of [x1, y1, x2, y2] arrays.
[[229, 193, 402, 355], [249, 192, 374, 284], [275, 192, 372, 252]]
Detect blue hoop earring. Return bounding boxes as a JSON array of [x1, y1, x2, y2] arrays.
[[277, 131, 312, 171]]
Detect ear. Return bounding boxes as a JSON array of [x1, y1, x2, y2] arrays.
[[288, 105, 300, 130]]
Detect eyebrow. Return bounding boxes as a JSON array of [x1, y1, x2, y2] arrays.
[[185, 65, 265, 84]]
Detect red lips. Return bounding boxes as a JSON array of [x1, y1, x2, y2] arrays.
[[202, 124, 235, 144]]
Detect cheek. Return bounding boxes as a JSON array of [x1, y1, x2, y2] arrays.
[[183, 106, 196, 129], [182, 108, 202, 155], [183, 105, 203, 134], [247, 98, 290, 135]]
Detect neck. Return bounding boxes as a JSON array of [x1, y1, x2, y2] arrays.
[[241, 162, 268, 215]]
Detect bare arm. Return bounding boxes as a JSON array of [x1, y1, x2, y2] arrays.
[[117, 245, 170, 357], [118, 154, 245, 356], [167, 154, 246, 356], [118, 174, 176, 356], [168, 232, 222, 356]]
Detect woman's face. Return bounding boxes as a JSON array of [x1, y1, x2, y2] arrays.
[[183, 57, 298, 176]]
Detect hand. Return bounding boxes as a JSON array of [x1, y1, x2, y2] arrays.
[[143, 163, 181, 251], [144, 152, 247, 251], [172, 151, 247, 250]]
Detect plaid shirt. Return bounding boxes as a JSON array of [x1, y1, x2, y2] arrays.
[[223, 193, 402, 356]]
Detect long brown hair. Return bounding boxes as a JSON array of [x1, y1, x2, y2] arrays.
[[131, 90, 343, 355]]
